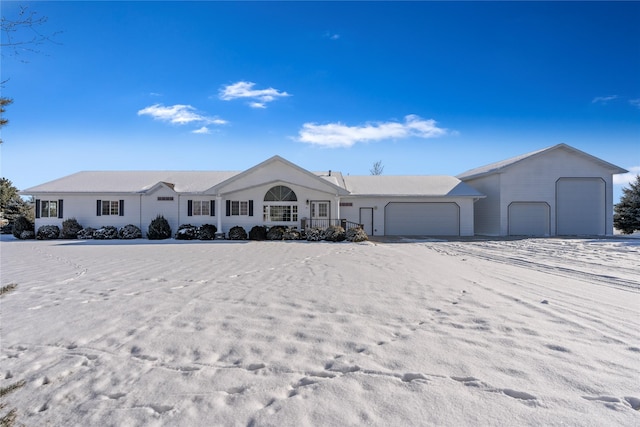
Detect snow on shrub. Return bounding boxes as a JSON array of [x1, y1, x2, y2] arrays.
[[118, 224, 142, 240], [346, 227, 368, 242], [228, 225, 247, 240], [36, 225, 60, 240], [93, 226, 118, 240], [176, 224, 198, 240], [197, 224, 217, 240], [305, 227, 323, 241], [322, 225, 346, 242], [77, 227, 96, 239]]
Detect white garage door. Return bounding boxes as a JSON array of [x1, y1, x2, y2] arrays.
[[385, 202, 459, 236], [556, 178, 605, 235], [508, 202, 550, 236]]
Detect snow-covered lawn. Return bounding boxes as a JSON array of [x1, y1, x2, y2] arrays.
[[1, 236, 639, 426]]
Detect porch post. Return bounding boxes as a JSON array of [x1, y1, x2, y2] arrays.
[[335, 195, 341, 223], [216, 195, 224, 238]]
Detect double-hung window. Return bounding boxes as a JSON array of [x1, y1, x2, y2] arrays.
[[231, 201, 248, 216], [193, 200, 210, 216], [97, 200, 124, 216], [35, 199, 63, 219]]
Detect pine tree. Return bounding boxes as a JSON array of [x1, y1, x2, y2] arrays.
[[613, 175, 640, 234]]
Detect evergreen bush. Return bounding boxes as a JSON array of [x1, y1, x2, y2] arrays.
[[12, 216, 34, 239], [249, 225, 267, 240], [36, 225, 60, 240], [323, 225, 346, 242], [77, 227, 96, 239], [61, 218, 83, 239], [346, 227, 368, 242], [93, 226, 118, 240], [147, 215, 172, 240], [176, 224, 198, 240], [228, 225, 247, 240], [197, 224, 217, 240], [118, 224, 142, 239]]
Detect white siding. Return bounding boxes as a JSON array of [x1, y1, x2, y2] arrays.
[[34, 194, 143, 231], [464, 174, 501, 235], [466, 146, 617, 236]]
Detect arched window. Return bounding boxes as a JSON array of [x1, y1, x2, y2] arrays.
[[263, 185, 298, 223], [264, 185, 297, 202]]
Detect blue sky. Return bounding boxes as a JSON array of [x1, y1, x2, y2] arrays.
[[1, 1, 639, 202]]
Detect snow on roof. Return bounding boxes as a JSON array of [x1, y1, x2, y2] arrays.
[[457, 143, 628, 180], [22, 171, 241, 194], [342, 175, 484, 197]]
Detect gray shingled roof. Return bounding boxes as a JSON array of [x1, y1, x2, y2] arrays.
[[457, 143, 628, 180], [342, 175, 484, 197], [22, 171, 241, 194]]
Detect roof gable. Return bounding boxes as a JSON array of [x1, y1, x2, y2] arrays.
[[206, 155, 350, 196], [457, 143, 628, 181]]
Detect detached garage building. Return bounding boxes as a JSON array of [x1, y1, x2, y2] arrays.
[[457, 144, 628, 236]]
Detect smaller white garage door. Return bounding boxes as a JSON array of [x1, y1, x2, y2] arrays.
[[385, 202, 459, 236], [508, 202, 550, 236]]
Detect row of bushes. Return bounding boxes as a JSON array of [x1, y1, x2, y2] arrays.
[[10, 215, 368, 242]]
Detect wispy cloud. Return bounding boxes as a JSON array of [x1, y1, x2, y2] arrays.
[[629, 99, 640, 109], [219, 81, 290, 108], [592, 95, 618, 105], [324, 31, 340, 40], [192, 126, 211, 135], [137, 104, 227, 126], [298, 115, 449, 148], [613, 166, 640, 186]]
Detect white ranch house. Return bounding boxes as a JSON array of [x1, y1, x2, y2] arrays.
[[23, 144, 627, 238]]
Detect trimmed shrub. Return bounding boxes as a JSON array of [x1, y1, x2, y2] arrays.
[[118, 224, 142, 239], [147, 215, 172, 240], [12, 216, 34, 239], [305, 227, 323, 241], [282, 227, 302, 240], [228, 225, 247, 240], [77, 227, 96, 239], [323, 225, 346, 242], [94, 226, 118, 240], [346, 227, 368, 242], [37, 225, 60, 240], [20, 230, 35, 240], [249, 225, 267, 241], [176, 224, 198, 240], [198, 224, 217, 240], [266, 226, 286, 240], [61, 218, 83, 239]]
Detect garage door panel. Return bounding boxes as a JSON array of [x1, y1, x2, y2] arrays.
[[556, 178, 605, 235], [385, 202, 459, 236], [508, 202, 550, 236]]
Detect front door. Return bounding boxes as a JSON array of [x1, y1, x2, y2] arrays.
[[311, 201, 330, 228]]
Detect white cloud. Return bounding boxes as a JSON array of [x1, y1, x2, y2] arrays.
[[629, 99, 640, 109], [613, 166, 640, 186], [219, 81, 290, 107], [137, 104, 227, 126], [192, 126, 211, 134], [297, 115, 448, 148], [324, 31, 340, 40], [592, 95, 618, 105]]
